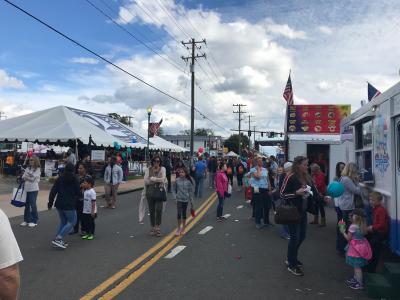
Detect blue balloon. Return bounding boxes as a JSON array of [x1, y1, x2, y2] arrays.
[[327, 181, 345, 198]]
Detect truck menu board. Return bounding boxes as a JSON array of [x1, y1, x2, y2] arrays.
[[287, 105, 351, 134]]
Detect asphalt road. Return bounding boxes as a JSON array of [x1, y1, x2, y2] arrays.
[[11, 187, 370, 300]]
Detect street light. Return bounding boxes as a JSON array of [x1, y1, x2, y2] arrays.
[[146, 106, 152, 162]]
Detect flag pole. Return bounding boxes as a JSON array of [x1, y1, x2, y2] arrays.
[[284, 70, 291, 162]]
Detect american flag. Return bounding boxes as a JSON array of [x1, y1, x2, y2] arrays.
[[149, 118, 163, 137], [283, 73, 294, 105]]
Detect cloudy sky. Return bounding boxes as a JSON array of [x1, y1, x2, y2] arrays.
[[0, 0, 399, 137]]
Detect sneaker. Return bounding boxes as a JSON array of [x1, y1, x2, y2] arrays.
[[82, 234, 90, 240], [20, 221, 28, 226], [28, 223, 37, 228], [346, 277, 357, 285], [255, 224, 263, 230], [349, 281, 363, 290], [217, 217, 223, 222], [287, 266, 304, 276], [52, 239, 67, 249], [86, 235, 94, 240]]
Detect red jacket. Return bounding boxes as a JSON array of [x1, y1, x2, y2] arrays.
[[312, 172, 326, 195], [372, 205, 389, 234]]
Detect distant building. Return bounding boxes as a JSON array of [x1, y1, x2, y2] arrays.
[[161, 135, 224, 153]]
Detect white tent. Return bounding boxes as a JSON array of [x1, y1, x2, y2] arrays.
[[0, 106, 135, 147], [224, 151, 239, 157], [0, 106, 185, 152]]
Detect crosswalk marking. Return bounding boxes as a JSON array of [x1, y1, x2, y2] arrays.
[[236, 205, 244, 209], [164, 245, 186, 259], [198, 226, 213, 235], [223, 213, 231, 219]]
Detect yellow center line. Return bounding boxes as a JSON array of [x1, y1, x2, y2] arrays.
[[99, 195, 218, 299], [80, 193, 216, 300]]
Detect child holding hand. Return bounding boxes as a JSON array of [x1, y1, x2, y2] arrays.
[[339, 208, 372, 290], [82, 175, 97, 240]]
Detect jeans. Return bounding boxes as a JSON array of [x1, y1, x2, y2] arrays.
[[253, 188, 271, 225], [56, 209, 77, 239], [217, 193, 225, 217], [24, 191, 38, 223], [195, 175, 204, 198], [147, 197, 163, 227], [208, 172, 215, 188], [336, 209, 352, 254], [287, 212, 307, 268]]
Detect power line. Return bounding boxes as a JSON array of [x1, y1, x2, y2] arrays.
[[2, 0, 226, 131], [154, 0, 191, 40], [84, 0, 187, 74], [133, 0, 182, 45]]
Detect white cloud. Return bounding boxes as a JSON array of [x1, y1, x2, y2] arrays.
[[0, 69, 25, 89], [263, 18, 307, 39], [318, 26, 333, 35], [70, 57, 99, 65]]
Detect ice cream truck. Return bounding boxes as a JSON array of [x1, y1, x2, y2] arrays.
[[342, 81, 400, 255]]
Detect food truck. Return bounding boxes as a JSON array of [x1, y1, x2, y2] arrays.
[[342, 81, 400, 255]]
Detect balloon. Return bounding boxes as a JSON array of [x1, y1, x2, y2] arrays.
[[198, 147, 204, 153], [121, 152, 126, 159], [127, 148, 132, 154], [327, 181, 345, 198], [131, 136, 137, 143], [27, 150, 33, 158], [113, 141, 121, 150]]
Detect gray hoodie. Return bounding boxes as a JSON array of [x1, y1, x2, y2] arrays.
[[173, 177, 193, 203], [338, 176, 361, 211]]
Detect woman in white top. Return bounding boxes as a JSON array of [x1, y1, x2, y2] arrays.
[[21, 156, 41, 227]]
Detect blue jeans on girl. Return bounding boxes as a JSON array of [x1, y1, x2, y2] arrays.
[[287, 212, 307, 268], [56, 209, 77, 239], [24, 191, 38, 224]]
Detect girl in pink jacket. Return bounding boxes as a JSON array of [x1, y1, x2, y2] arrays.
[[215, 162, 228, 221]]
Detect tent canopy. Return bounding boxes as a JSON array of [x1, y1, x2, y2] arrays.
[[0, 106, 185, 152], [224, 151, 239, 157]]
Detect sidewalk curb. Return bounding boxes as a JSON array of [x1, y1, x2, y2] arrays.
[[98, 186, 144, 199]]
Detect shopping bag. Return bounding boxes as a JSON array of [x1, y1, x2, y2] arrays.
[[11, 182, 27, 207]]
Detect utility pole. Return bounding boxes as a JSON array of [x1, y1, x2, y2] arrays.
[[253, 125, 256, 150], [181, 38, 206, 162], [245, 115, 255, 149], [233, 104, 247, 157]]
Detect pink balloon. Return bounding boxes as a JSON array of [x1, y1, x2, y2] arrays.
[[198, 147, 204, 153], [27, 150, 33, 158]]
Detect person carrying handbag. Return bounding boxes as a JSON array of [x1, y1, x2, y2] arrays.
[[280, 156, 313, 277], [145, 155, 167, 237]]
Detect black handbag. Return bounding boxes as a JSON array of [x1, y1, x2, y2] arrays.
[[147, 184, 167, 202], [274, 199, 301, 225]]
